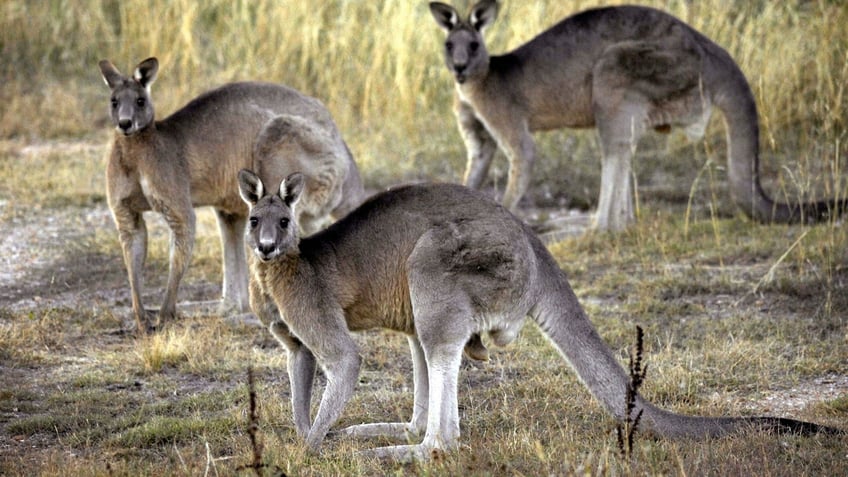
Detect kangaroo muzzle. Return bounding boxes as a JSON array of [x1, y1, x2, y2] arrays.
[[255, 227, 280, 261]]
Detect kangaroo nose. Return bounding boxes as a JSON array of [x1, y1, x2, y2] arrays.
[[118, 119, 132, 132], [453, 64, 468, 83], [257, 242, 276, 258]]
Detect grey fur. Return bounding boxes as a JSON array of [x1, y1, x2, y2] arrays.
[[239, 170, 838, 461], [430, 1, 846, 230], [99, 57, 364, 333]]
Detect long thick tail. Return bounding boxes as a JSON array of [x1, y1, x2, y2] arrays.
[[711, 50, 847, 224], [528, 238, 841, 438]]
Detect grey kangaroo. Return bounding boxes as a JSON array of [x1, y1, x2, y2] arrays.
[[99, 57, 363, 333], [238, 169, 838, 461], [430, 1, 846, 230]]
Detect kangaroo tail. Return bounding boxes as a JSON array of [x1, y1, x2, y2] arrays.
[[711, 50, 847, 224], [640, 404, 843, 438], [528, 237, 842, 438]]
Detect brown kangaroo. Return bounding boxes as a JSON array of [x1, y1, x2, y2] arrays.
[[430, 1, 846, 230], [99, 57, 364, 333], [239, 169, 839, 461]]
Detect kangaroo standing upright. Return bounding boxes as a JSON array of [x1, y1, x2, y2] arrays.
[[239, 169, 838, 461], [430, 1, 846, 230], [99, 57, 364, 333]]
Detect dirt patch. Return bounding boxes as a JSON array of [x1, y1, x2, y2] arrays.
[[750, 374, 848, 415]]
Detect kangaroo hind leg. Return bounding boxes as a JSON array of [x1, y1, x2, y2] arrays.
[[591, 90, 649, 231], [363, 323, 466, 461], [363, 258, 471, 461], [176, 209, 250, 318], [340, 335, 429, 440], [215, 209, 249, 313], [591, 37, 702, 231]]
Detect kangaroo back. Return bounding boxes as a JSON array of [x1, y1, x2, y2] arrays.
[[159, 81, 346, 213]]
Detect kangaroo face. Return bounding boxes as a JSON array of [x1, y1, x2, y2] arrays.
[[247, 195, 298, 262], [430, 1, 499, 84], [443, 28, 489, 84], [239, 169, 304, 262], [99, 57, 159, 136], [109, 82, 154, 136]]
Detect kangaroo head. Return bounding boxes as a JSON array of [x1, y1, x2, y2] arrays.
[[429, 0, 498, 84], [238, 169, 304, 262], [98, 57, 158, 136]]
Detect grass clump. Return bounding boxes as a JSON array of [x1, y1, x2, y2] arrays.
[[136, 329, 192, 374], [108, 415, 237, 449]]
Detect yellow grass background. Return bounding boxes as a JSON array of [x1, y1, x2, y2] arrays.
[[1, 0, 846, 189]]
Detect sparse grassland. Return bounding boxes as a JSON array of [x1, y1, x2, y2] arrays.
[[1, 0, 847, 475]]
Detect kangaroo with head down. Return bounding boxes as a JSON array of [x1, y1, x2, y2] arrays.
[[430, 1, 847, 231], [238, 169, 839, 461], [99, 57, 363, 333]]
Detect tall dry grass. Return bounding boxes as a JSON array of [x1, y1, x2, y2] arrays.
[[1, 0, 846, 189]]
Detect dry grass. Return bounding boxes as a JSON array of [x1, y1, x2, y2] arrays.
[[1, 0, 847, 475], [2, 1, 847, 191], [1, 138, 846, 475]]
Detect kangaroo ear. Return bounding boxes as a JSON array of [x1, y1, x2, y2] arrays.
[[99, 60, 124, 89], [134, 57, 159, 90], [238, 169, 265, 206], [279, 172, 305, 208], [470, 0, 499, 31], [429, 2, 459, 31]]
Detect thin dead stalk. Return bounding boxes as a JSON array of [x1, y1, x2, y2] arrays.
[[616, 326, 647, 461]]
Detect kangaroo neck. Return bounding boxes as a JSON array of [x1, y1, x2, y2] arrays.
[[115, 123, 158, 151], [455, 53, 524, 105], [110, 125, 154, 169], [455, 72, 490, 104], [257, 249, 316, 305], [259, 249, 301, 281]]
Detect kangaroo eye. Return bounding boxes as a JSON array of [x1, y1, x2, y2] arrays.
[[445, 41, 454, 53], [111, 98, 118, 109], [249, 217, 258, 228], [279, 218, 290, 229], [469, 41, 479, 53], [136, 97, 146, 107]]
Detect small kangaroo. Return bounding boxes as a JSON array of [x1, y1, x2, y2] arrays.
[[430, 1, 847, 230], [238, 169, 839, 461], [99, 57, 364, 333]]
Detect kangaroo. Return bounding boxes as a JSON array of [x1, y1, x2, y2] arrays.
[[430, 1, 847, 231], [238, 169, 839, 461], [99, 57, 364, 333]]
